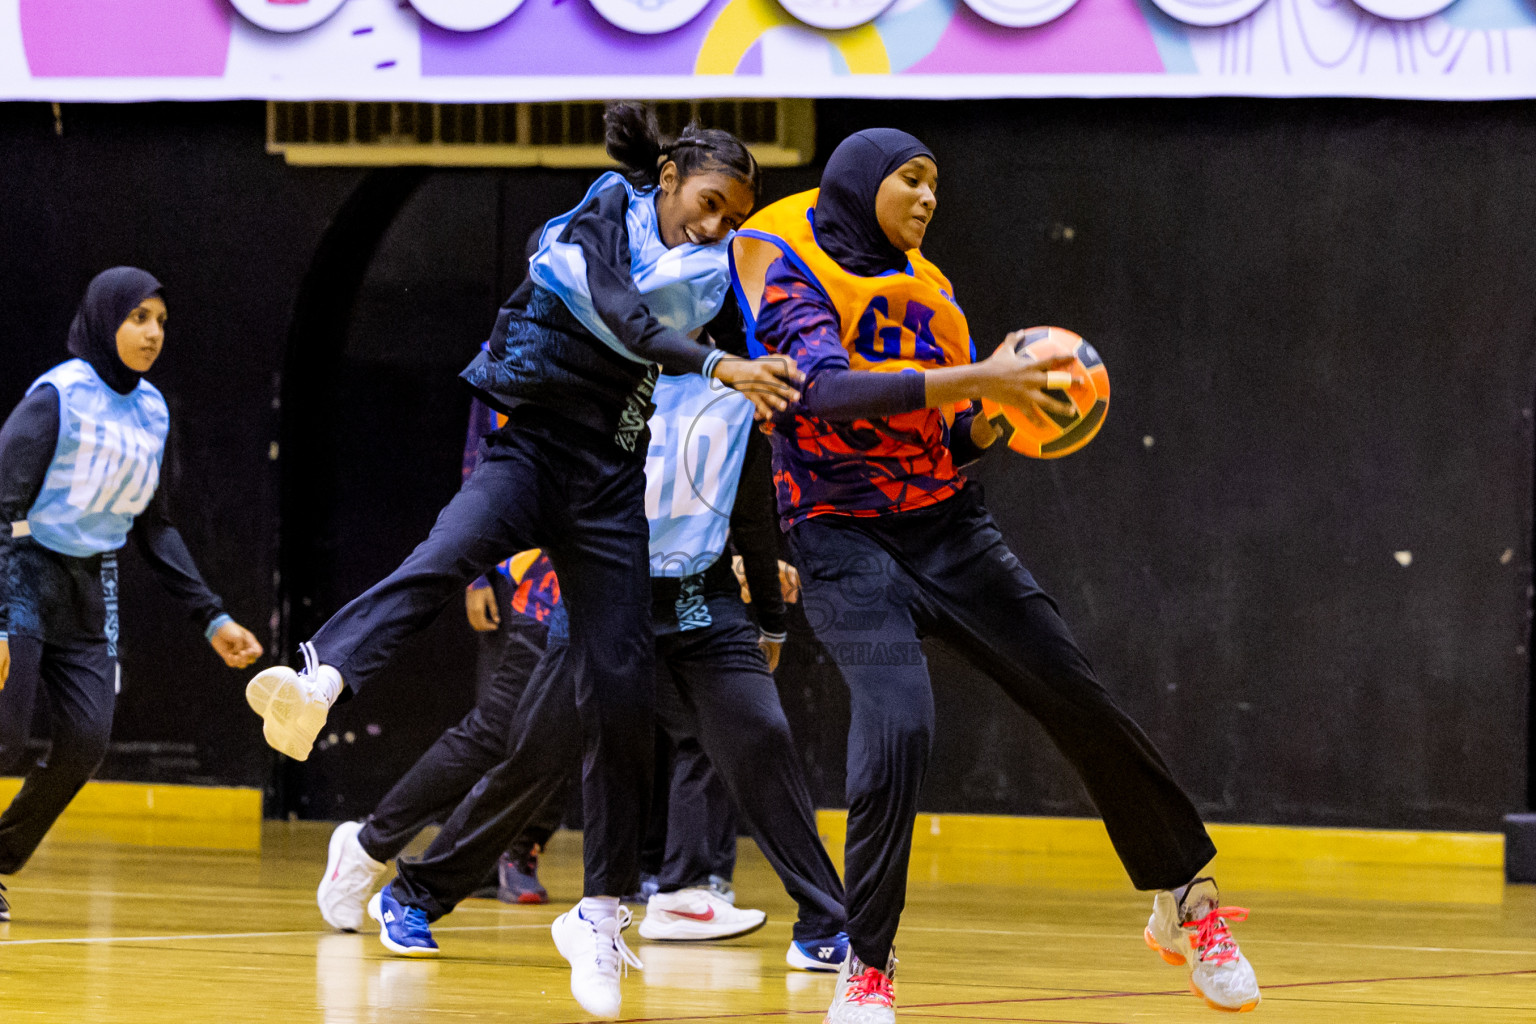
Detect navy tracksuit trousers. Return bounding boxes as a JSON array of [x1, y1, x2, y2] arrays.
[[786, 484, 1217, 970], [307, 410, 655, 898], [356, 610, 563, 865], [0, 545, 116, 875], [391, 587, 846, 943]]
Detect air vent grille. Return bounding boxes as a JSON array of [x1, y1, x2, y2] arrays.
[[267, 100, 811, 167]]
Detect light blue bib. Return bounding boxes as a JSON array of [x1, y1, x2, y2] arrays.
[[529, 172, 731, 364], [24, 359, 169, 557], [645, 374, 755, 578]]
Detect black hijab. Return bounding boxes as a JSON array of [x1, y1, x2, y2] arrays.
[[66, 266, 164, 395], [814, 129, 936, 278]]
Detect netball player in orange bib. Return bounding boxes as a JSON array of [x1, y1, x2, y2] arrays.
[[731, 130, 1261, 1020]]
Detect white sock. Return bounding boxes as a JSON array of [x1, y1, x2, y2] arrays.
[[579, 896, 620, 923], [312, 665, 345, 707]]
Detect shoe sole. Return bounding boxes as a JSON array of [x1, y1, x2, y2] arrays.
[[503, 891, 549, 905], [1190, 979, 1260, 1013], [785, 943, 842, 972], [1144, 927, 1187, 966], [317, 821, 372, 933], [1147, 928, 1259, 1012], [247, 668, 323, 761], [367, 892, 439, 958]]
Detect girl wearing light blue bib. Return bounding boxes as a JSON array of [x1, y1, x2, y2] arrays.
[[0, 268, 263, 916], [244, 104, 803, 1021]]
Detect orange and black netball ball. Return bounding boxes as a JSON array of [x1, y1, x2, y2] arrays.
[[980, 327, 1110, 459]]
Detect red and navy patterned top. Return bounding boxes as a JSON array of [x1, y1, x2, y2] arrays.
[[754, 256, 980, 528]]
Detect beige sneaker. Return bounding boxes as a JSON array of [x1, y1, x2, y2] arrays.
[[246, 665, 330, 761], [824, 951, 896, 1024], [1145, 877, 1261, 1012]]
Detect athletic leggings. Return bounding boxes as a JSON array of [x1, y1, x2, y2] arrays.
[[305, 409, 654, 898], [786, 484, 1216, 970]]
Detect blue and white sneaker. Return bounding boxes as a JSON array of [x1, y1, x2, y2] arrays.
[[367, 883, 439, 957], [786, 931, 849, 972]]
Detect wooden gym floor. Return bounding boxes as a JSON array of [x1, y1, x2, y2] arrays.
[[2, 821, 1534, 1023]]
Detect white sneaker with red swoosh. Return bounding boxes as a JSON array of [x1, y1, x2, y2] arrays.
[[637, 885, 767, 941]]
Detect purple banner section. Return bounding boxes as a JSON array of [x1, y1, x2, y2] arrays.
[[20, 0, 231, 77], [910, 0, 1165, 73], [421, 0, 731, 76]]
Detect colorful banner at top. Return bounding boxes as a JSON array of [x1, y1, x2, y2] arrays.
[[2, 0, 1533, 101]]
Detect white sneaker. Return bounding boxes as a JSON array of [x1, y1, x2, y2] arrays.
[[317, 820, 388, 932], [246, 665, 330, 761], [638, 886, 767, 941], [551, 905, 643, 1019], [1145, 877, 1261, 1013], [824, 952, 896, 1024]]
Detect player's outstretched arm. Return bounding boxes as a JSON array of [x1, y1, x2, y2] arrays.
[[712, 353, 805, 421], [925, 331, 1079, 416]]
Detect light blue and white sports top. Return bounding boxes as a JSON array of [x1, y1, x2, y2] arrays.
[[23, 358, 169, 557], [645, 373, 755, 578], [529, 171, 731, 373]]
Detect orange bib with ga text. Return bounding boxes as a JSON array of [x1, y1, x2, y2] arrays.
[[731, 189, 974, 388]]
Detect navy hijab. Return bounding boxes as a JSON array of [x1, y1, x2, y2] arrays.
[[814, 129, 936, 278], [67, 266, 164, 395]]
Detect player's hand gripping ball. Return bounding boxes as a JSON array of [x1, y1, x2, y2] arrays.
[[981, 326, 1110, 458]]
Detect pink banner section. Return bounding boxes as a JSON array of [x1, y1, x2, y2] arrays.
[[421, 0, 732, 75], [20, 0, 232, 77], [910, 0, 1165, 74]]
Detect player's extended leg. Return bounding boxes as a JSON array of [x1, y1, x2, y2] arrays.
[[541, 466, 655, 1019], [637, 730, 770, 943], [316, 619, 544, 932], [653, 597, 850, 969], [914, 491, 1258, 1013], [789, 517, 932, 1021], [246, 428, 558, 760], [384, 633, 581, 926], [0, 637, 114, 879]]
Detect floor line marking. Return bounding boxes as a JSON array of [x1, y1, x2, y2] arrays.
[[0, 922, 552, 947]]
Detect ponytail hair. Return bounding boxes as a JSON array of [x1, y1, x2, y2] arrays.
[[604, 101, 762, 205]]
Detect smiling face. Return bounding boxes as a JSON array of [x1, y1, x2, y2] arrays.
[[654, 161, 757, 248], [874, 156, 939, 253], [115, 295, 166, 373]]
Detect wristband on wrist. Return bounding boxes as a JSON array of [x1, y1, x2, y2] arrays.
[[204, 614, 233, 642]]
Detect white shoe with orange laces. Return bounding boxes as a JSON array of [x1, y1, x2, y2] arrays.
[[1145, 877, 1261, 1013], [824, 951, 896, 1024]]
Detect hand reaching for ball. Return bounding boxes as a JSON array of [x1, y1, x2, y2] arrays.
[[980, 332, 1080, 417]]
